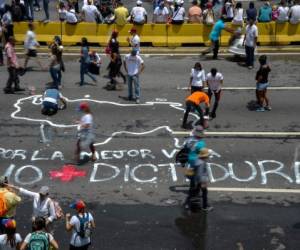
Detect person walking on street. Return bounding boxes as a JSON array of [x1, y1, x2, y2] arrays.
[[0, 219, 22, 249], [75, 102, 96, 163], [189, 62, 206, 93], [0, 177, 21, 234], [23, 22, 45, 70], [182, 91, 210, 129], [66, 200, 95, 250], [4, 37, 25, 94], [21, 217, 59, 250], [206, 68, 223, 119], [49, 43, 63, 88], [127, 28, 140, 54], [202, 15, 234, 59], [255, 55, 271, 112], [124, 48, 145, 104], [243, 18, 258, 69], [80, 37, 96, 86], [0, 22, 4, 66]]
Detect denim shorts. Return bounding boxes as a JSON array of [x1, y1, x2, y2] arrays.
[[256, 83, 269, 91]]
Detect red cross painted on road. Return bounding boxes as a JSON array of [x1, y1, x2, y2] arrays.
[[49, 165, 86, 182]]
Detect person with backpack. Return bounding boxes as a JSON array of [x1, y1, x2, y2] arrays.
[[8, 185, 56, 234], [20, 217, 59, 250], [0, 219, 22, 250], [66, 200, 95, 250], [0, 176, 21, 234]]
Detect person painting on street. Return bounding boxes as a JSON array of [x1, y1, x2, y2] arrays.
[[255, 55, 271, 112], [4, 36, 25, 94], [189, 62, 206, 93], [0, 219, 22, 249], [80, 37, 96, 86], [21, 217, 59, 250], [66, 200, 95, 250], [243, 18, 258, 69], [75, 102, 96, 163], [0, 177, 21, 234], [206, 68, 223, 119], [182, 91, 210, 129], [41, 87, 67, 116], [7, 185, 56, 234], [123, 48, 145, 104], [127, 28, 140, 54], [202, 15, 234, 59], [23, 22, 45, 70], [182, 125, 206, 210]]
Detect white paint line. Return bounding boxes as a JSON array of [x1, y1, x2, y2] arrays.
[[172, 131, 300, 136], [177, 86, 300, 90], [15, 52, 300, 56], [209, 187, 300, 194]]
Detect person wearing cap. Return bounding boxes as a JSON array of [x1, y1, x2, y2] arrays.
[[0, 219, 22, 249], [171, 0, 185, 24], [0, 177, 21, 234], [123, 48, 145, 104], [127, 28, 141, 54], [21, 217, 59, 250], [153, 1, 169, 24], [75, 102, 96, 163], [66, 200, 95, 250], [201, 15, 234, 59], [130, 1, 148, 24], [114, 1, 129, 26], [9, 185, 56, 232], [182, 91, 210, 129], [41, 87, 67, 116]]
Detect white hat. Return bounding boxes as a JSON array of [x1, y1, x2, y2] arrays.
[[39, 186, 49, 195], [136, 0, 142, 5]]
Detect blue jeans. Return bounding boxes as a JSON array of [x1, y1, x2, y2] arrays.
[[50, 67, 61, 88], [25, 0, 34, 20], [80, 62, 96, 85], [245, 45, 255, 67], [127, 75, 140, 100], [43, 0, 49, 19]]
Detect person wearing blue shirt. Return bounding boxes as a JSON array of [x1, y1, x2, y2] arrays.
[[202, 16, 233, 59], [41, 88, 67, 116]]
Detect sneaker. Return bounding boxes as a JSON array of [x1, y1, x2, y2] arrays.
[[248, 66, 253, 69], [3, 88, 14, 94], [135, 99, 140, 104], [210, 113, 216, 119], [256, 107, 265, 112], [264, 106, 272, 111], [43, 19, 50, 23], [14, 87, 25, 92], [202, 206, 214, 212], [181, 124, 188, 129]]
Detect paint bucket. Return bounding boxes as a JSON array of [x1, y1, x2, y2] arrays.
[[29, 86, 36, 95]]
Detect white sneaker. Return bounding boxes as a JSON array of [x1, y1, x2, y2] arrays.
[[136, 99, 140, 104], [202, 206, 214, 212]]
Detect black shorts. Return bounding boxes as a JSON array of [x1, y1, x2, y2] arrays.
[[27, 49, 37, 57], [69, 244, 90, 250]]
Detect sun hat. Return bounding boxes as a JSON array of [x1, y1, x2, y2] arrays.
[[191, 125, 204, 137], [2, 219, 16, 229], [70, 200, 86, 211], [39, 186, 49, 195], [199, 148, 210, 158]]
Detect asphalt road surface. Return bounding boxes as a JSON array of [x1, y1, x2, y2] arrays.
[[0, 53, 300, 249]]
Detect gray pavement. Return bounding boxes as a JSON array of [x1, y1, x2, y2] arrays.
[[0, 54, 300, 249]]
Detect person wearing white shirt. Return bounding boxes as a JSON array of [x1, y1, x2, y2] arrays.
[[232, 2, 244, 25], [127, 28, 141, 54], [23, 22, 45, 70], [153, 2, 169, 23], [130, 0, 147, 24], [171, 1, 185, 24], [124, 48, 145, 104], [289, 0, 300, 24], [243, 18, 258, 69], [66, 7, 78, 24], [206, 68, 223, 119], [81, 0, 101, 23], [277, 0, 289, 22], [0, 219, 22, 250], [189, 62, 206, 93]]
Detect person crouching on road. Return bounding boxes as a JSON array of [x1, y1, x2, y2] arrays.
[[75, 102, 96, 163], [66, 200, 95, 250], [255, 55, 271, 112], [41, 87, 67, 116], [182, 91, 210, 129], [206, 68, 224, 119]]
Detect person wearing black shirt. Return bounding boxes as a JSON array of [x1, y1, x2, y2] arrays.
[[255, 55, 271, 112]]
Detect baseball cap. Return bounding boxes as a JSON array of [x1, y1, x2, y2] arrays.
[[70, 200, 86, 210], [39, 186, 49, 195], [129, 27, 137, 33], [79, 101, 89, 111], [2, 219, 17, 229], [136, 0, 142, 5]]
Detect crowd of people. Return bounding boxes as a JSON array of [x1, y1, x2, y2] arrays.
[[0, 176, 95, 249]]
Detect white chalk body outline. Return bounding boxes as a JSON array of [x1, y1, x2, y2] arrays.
[[11, 95, 198, 147]]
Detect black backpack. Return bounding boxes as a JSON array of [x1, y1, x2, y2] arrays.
[[175, 147, 190, 166], [76, 213, 91, 239]]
